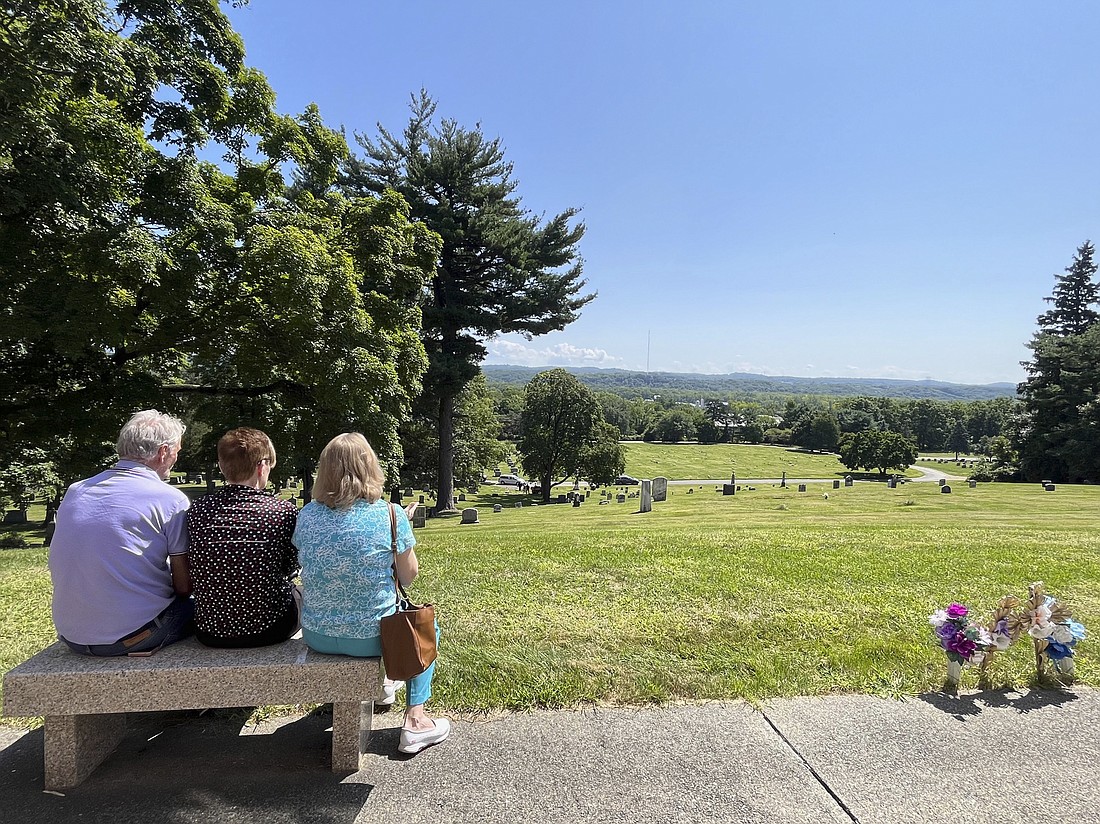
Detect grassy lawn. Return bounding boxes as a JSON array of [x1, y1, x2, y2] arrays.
[[620, 442, 921, 479], [3, 480, 1095, 720]]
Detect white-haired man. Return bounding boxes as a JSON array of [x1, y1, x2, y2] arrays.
[[49, 410, 194, 656]]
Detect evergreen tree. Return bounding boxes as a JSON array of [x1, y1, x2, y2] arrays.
[[1036, 241, 1099, 336], [1017, 242, 1100, 482], [343, 91, 594, 511]]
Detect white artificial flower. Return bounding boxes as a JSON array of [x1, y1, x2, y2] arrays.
[[928, 610, 948, 627], [1034, 604, 1052, 623], [992, 633, 1012, 651], [976, 628, 993, 647], [1051, 624, 1073, 644], [1028, 623, 1055, 639]]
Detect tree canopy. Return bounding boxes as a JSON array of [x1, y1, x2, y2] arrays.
[[518, 369, 620, 502], [838, 430, 917, 476], [1, 1, 437, 484]]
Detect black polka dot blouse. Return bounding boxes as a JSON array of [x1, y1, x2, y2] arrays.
[[186, 485, 299, 638]]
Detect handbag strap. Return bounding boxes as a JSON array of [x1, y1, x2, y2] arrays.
[[387, 503, 410, 608]]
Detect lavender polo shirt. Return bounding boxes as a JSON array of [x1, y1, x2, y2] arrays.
[[49, 461, 190, 645]]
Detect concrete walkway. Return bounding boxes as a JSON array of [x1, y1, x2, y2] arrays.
[[2, 686, 1097, 823]]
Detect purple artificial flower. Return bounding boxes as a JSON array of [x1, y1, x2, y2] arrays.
[[947, 631, 976, 659], [946, 603, 969, 619], [935, 622, 957, 643]]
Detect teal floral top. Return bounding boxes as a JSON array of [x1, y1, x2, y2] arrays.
[[292, 499, 415, 639]]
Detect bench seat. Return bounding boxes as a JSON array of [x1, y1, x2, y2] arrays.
[[3, 638, 380, 789]]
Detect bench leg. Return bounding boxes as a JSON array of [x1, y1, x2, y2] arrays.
[[331, 701, 371, 772], [44, 713, 128, 790]]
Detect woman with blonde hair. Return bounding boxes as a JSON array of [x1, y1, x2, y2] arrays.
[[293, 432, 449, 754]]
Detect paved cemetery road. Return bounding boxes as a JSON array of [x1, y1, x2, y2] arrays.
[[668, 464, 965, 486]]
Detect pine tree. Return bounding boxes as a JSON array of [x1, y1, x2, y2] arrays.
[[343, 91, 594, 510], [1036, 241, 1099, 336], [1017, 241, 1100, 481]]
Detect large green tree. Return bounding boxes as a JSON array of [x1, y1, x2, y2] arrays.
[[1, 1, 437, 483], [343, 91, 594, 511], [1017, 241, 1100, 482], [838, 430, 917, 476], [518, 369, 617, 503]]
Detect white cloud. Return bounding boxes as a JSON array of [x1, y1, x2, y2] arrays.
[[486, 339, 623, 367]]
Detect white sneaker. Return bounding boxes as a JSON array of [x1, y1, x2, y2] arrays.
[[377, 678, 405, 707], [398, 718, 451, 754]]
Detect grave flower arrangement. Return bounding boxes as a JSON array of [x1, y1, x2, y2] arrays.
[[1024, 582, 1088, 677], [929, 602, 991, 683]]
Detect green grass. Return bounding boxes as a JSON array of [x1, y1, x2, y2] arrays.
[[620, 442, 921, 479], [3, 481, 1096, 720]]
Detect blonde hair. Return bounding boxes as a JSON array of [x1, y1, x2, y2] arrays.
[[312, 433, 385, 508]]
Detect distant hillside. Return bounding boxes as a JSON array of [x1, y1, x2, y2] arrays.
[[482, 365, 1017, 401]]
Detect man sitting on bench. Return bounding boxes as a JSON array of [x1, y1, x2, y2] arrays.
[[49, 409, 194, 656]]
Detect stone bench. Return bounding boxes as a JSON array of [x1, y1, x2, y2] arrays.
[[2, 638, 381, 789]]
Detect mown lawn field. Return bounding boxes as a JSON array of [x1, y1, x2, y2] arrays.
[[618, 442, 923, 480], [3, 480, 1095, 720]]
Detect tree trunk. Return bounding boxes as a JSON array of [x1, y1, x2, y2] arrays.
[[436, 392, 457, 513], [541, 471, 552, 503]]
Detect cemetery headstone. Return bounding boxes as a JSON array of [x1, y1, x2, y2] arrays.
[[458, 493, 466, 502], [833, 480, 841, 489], [515, 501, 523, 508], [887, 478, 896, 489], [404, 488, 413, 497], [1044, 483, 1056, 491], [419, 495, 425, 504], [412, 504, 426, 529], [798, 484, 806, 492], [730, 473, 736, 486], [557, 494, 568, 504], [493, 504, 503, 513], [941, 485, 952, 494], [722, 483, 736, 496], [460, 508, 479, 525], [938, 479, 946, 487], [687, 488, 693, 494], [572, 499, 581, 507], [616, 493, 626, 503], [844, 476, 853, 487], [781, 471, 787, 488], [968, 480, 977, 489], [652, 476, 668, 502], [639, 479, 653, 513]]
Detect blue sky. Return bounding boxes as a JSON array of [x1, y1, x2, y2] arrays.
[[227, 1, 1100, 385]]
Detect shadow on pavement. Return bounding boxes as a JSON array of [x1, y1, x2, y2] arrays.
[[918, 685, 1078, 721], [0, 711, 374, 824]]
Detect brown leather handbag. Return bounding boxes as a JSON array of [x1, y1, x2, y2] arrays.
[[378, 503, 438, 681]]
